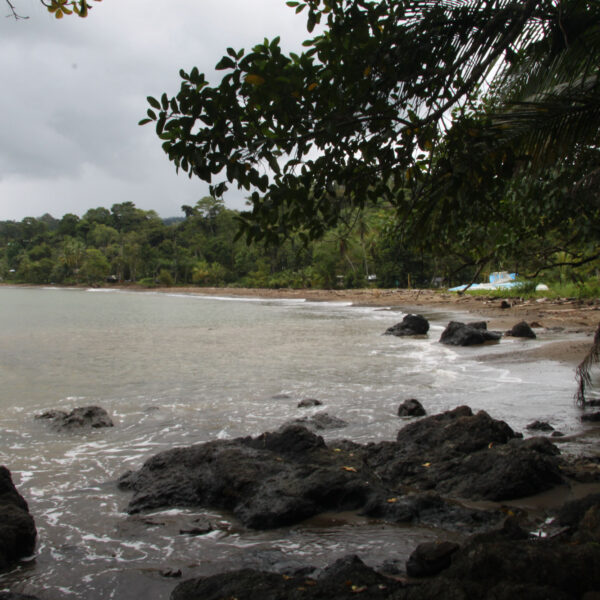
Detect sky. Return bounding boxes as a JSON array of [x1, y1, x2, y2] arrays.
[[0, 0, 310, 222]]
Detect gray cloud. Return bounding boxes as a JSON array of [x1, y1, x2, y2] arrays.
[[0, 0, 308, 220]]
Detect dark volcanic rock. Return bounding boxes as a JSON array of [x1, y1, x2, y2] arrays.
[[507, 321, 537, 339], [171, 554, 401, 600], [36, 406, 114, 430], [364, 407, 562, 501], [0, 467, 37, 570], [297, 398, 323, 408], [120, 407, 564, 530], [439, 321, 502, 346], [384, 314, 430, 337], [526, 420, 554, 432], [120, 425, 377, 529], [398, 399, 426, 417], [406, 540, 460, 577]]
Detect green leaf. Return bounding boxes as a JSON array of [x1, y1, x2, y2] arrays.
[[138, 118, 153, 126], [215, 56, 236, 70], [147, 96, 161, 110]]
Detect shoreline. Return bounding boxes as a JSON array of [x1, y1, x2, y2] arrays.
[[4, 282, 599, 364], [141, 285, 600, 366]]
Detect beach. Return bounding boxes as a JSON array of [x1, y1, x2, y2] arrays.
[[144, 285, 600, 366]]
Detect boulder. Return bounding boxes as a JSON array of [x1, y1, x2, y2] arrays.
[[439, 321, 502, 346], [397, 399, 426, 417], [0, 467, 37, 570], [507, 321, 537, 339], [297, 398, 323, 408], [35, 406, 114, 430], [384, 314, 430, 337], [406, 541, 460, 577]]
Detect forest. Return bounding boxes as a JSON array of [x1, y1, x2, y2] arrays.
[[1, 197, 596, 294]]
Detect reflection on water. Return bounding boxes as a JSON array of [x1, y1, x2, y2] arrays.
[[0, 287, 588, 599]]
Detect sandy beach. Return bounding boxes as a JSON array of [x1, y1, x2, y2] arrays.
[[143, 285, 600, 366]]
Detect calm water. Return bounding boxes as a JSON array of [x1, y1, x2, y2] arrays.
[[0, 287, 589, 599]]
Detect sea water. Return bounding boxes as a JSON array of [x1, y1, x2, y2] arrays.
[[0, 286, 588, 598]]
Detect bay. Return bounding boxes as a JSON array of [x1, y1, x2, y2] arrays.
[[0, 286, 586, 598]]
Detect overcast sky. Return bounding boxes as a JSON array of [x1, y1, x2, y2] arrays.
[[0, 0, 310, 222]]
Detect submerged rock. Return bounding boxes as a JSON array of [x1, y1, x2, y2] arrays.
[[35, 406, 114, 430], [526, 420, 554, 432], [439, 321, 502, 346], [384, 314, 430, 337], [297, 398, 323, 408], [288, 412, 348, 431], [0, 466, 37, 570]]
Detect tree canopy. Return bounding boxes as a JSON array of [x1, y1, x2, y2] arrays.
[[143, 0, 600, 276]]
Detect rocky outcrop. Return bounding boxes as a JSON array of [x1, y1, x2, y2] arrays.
[[171, 554, 401, 600], [0, 467, 37, 571], [384, 314, 430, 336], [397, 399, 426, 417], [507, 321, 537, 339], [170, 494, 600, 600], [120, 407, 563, 530], [35, 406, 114, 430], [439, 321, 502, 346]]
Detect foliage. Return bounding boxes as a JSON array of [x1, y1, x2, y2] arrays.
[[140, 0, 599, 280], [5, 0, 101, 19]]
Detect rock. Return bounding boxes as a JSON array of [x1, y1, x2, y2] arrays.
[[120, 407, 564, 530], [500, 300, 511, 309], [0, 594, 44, 600], [0, 467, 37, 570], [507, 321, 537, 339], [398, 399, 426, 417], [171, 554, 401, 600], [384, 314, 430, 337], [297, 398, 323, 408], [289, 411, 348, 431], [362, 491, 502, 533], [406, 540, 460, 577], [526, 420, 554, 432], [439, 321, 502, 346], [581, 412, 600, 422], [35, 406, 114, 430], [551, 431, 565, 437]]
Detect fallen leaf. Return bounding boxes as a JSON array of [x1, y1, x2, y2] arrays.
[[386, 497, 397, 503], [342, 466, 357, 472], [422, 462, 431, 468]]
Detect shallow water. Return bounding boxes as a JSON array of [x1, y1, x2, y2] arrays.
[[0, 287, 591, 599]]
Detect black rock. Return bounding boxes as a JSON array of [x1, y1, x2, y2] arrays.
[[439, 321, 502, 346], [0, 467, 37, 570], [507, 321, 537, 339], [406, 540, 460, 577], [36, 406, 114, 430], [397, 399, 426, 417], [288, 411, 348, 431], [297, 398, 323, 408], [582, 412, 600, 422], [526, 420, 554, 432], [384, 314, 430, 336]]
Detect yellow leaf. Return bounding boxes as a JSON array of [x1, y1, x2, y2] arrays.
[[342, 466, 357, 472], [333, 448, 342, 452], [422, 462, 431, 468], [351, 585, 367, 593], [245, 74, 265, 86], [307, 82, 318, 91], [488, 442, 494, 448], [386, 497, 397, 503], [363, 66, 372, 77]]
